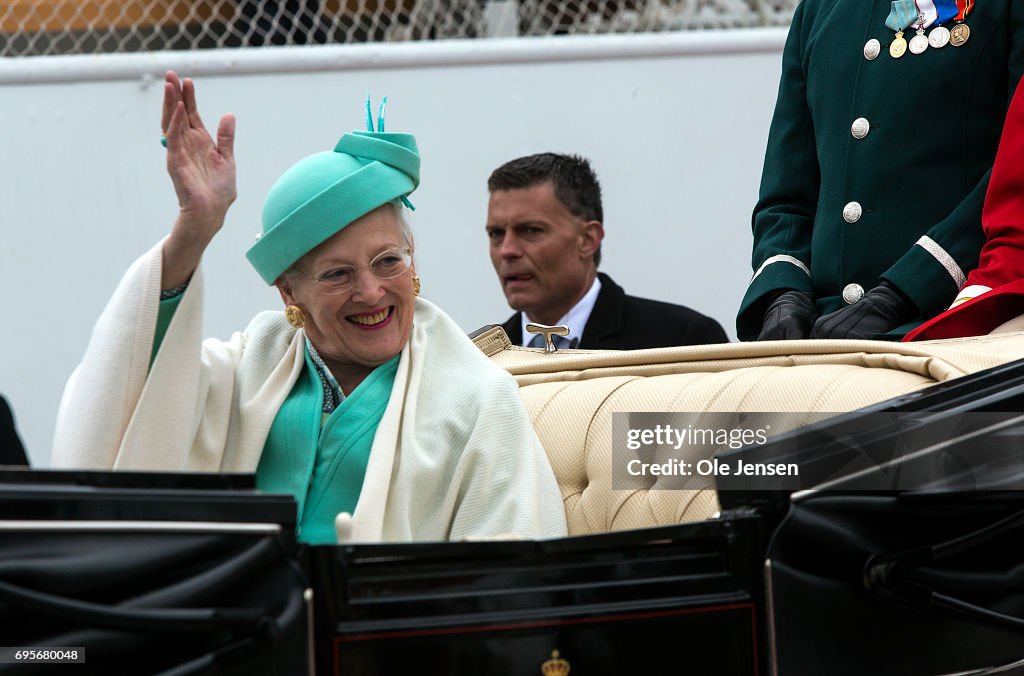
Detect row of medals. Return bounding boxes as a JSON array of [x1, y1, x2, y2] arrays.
[[865, 22, 970, 60]]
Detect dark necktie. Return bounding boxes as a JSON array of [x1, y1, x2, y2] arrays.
[[527, 334, 578, 349]]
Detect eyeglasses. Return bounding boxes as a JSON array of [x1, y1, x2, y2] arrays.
[[300, 246, 412, 295]]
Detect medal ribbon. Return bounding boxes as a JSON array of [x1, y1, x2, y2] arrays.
[[954, 0, 975, 21], [933, 0, 959, 24], [886, 0, 921, 31], [914, 0, 939, 28]]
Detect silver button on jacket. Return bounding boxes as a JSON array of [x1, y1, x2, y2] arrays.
[[842, 283, 866, 304], [863, 38, 881, 60], [843, 201, 863, 223]]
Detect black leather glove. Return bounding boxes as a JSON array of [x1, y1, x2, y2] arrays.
[[810, 281, 915, 339], [757, 290, 818, 340]]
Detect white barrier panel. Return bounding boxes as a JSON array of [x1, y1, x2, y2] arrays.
[[0, 30, 786, 465]]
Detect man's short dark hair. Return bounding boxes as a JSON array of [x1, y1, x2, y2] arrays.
[[488, 153, 603, 265]]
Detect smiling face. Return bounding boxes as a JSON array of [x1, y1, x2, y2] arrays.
[[486, 182, 603, 326], [278, 204, 415, 393]]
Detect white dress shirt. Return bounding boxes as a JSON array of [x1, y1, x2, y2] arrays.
[[519, 276, 602, 347]]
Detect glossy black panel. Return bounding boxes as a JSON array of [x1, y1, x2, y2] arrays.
[[309, 517, 769, 675], [0, 473, 304, 675], [769, 492, 1024, 676]]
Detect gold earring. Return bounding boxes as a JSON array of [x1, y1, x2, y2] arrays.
[[285, 305, 305, 329], [412, 276, 421, 297]]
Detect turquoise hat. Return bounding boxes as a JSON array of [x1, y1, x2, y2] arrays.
[[247, 101, 420, 285]]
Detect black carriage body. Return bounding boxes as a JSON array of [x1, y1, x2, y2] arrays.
[[6, 357, 1024, 673]]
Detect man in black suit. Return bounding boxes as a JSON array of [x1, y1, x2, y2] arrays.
[[486, 153, 727, 349], [1, 395, 29, 466]]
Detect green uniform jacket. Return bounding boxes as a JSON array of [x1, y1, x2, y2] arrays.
[[737, 0, 1024, 340]]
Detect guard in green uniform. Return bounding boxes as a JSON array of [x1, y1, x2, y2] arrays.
[[738, 0, 1024, 341]]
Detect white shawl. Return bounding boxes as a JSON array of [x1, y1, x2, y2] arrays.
[[53, 242, 567, 542]]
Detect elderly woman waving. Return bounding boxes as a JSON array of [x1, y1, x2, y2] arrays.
[[53, 73, 567, 544]]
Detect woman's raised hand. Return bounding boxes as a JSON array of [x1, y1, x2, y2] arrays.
[[160, 71, 237, 289]]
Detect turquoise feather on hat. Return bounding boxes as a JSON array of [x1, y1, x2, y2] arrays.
[[246, 97, 420, 285]]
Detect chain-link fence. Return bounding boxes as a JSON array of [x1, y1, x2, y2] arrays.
[[0, 0, 798, 57]]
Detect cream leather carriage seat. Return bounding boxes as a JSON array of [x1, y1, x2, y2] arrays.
[[478, 329, 1024, 537]]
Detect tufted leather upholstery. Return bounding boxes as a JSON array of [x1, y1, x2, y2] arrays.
[[484, 331, 1024, 536]]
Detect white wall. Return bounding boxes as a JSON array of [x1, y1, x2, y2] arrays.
[[0, 29, 786, 466]]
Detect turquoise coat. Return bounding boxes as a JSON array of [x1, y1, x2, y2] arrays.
[[737, 0, 1024, 340]]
